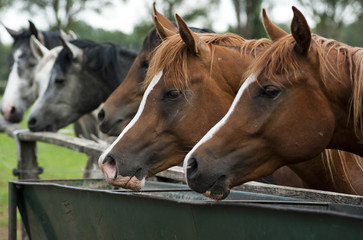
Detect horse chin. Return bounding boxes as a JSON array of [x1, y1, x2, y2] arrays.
[[106, 175, 146, 191], [203, 183, 230, 201], [203, 176, 230, 200]]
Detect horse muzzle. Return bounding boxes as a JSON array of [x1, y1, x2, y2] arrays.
[[99, 153, 146, 190]]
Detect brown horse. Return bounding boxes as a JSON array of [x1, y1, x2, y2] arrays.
[[98, 14, 271, 190], [97, 5, 213, 136], [183, 7, 363, 200]]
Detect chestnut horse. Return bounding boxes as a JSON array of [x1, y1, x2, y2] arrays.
[[97, 4, 213, 136], [98, 13, 272, 190], [183, 7, 363, 200]]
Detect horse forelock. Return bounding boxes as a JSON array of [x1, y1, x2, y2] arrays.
[[245, 34, 363, 137], [145, 32, 270, 91]]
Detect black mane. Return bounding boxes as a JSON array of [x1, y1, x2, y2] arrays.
[[55, 39, 137, 88], [8, 30, 62, 68]]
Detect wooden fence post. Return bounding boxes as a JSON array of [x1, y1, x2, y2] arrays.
[[13, 130, 41, 180], [13, 130, 40, 240]]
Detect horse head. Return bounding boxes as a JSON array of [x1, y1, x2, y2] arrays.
[[1, 22, 74, 123], [97, 11, 269, 190], [27, 36, 137, 132], [97, 4, 178, 136], [183, 6, 362, 200]]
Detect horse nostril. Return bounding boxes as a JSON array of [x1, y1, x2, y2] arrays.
[[10, 106, 16, 114], [186, 157, 199, 181], [102, 154, 117, 179], [28, 117, 37, 127], [98, 109, 105, 123]]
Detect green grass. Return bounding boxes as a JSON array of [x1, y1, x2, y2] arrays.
[[0, 100, 89, 239]]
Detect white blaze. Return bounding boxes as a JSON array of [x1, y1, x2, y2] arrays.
[[183, 73, 257, 182], [98, 71, 163, 165]]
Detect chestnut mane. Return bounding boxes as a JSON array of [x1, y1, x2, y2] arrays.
[[145, 32, 271, 90]]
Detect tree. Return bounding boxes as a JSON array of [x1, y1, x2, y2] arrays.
[[230, 0, 265, 39], [13, 0, 112, 30], [297, 0, 363, 39]]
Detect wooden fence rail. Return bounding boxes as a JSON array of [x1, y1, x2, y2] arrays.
[[1, 118, 363, 206]]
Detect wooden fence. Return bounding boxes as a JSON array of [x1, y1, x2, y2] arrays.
[[1, 118, 363, 206]]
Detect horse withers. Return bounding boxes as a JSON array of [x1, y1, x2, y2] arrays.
[[183, 7, 363, 200]]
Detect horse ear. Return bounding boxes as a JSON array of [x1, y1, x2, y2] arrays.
[[262, 8, 288, 41], [175, 14, 209, 56], [59, 29, 78, 41], [60, 36, 82, 61], [29, 20, 45, 44], [68, 30, 78, 40], [4, 25, 21, 39], [30, 35, 50, 60], [152, 3, 177, 40], [291, 6, 311, 54]]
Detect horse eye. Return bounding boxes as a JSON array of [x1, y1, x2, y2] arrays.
[[55, 78, 65, 84], [164, 89, 182, 99], [260, 85, 280, 98], [141, 60, 149, 68]]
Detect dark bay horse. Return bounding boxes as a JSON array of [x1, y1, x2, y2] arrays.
[[183, 7, 363, 200], [97, 5, 213, 136], [27, 38, 137, 132], [97, 13, 272, 190], [1, 21, 70, 122]]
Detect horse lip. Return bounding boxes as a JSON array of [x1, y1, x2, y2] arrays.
[[204, 175, 230, 200]]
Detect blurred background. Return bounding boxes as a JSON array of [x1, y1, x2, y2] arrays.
[[0, 0, 362, 92]]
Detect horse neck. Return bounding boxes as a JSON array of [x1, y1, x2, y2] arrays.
[[287, 150, 363, 195], [84, 46, 137, 94], [319, 45, 363, 156], [116, 48, 137, 84]]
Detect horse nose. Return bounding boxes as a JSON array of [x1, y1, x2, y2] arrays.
[[97, 108, 106, 124], [10, 106, 16, 114], [2, 105, 22, 122], [28, 116, 38, 129], [100, 154, 117, 180], [186, 157, 199, 184]]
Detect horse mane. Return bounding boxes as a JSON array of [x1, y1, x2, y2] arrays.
[[141, 26, 214, 54], [8, 30, 62, 68], [245, 34, 363, 137], [322, 149, 363, 194], [55, 39, 136, 86], [12, 30, 62, 48], [145, 32, 271, 90], [41, 31, 63, 49]]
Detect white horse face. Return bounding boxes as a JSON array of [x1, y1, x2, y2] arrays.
[[1, 46, 38, 122], [33, 46, 63, 98]]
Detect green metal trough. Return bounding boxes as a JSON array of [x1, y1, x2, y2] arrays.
[[8, 179, 363, 240]]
